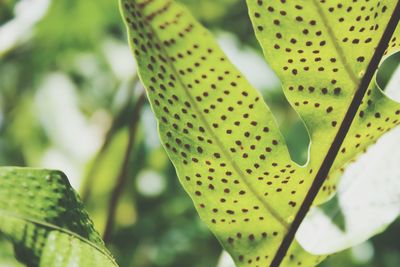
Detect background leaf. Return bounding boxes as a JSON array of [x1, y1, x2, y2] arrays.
[[0, 167, 117, 267]]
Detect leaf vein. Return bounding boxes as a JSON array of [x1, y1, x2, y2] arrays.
[[134, 6, 290, 229]]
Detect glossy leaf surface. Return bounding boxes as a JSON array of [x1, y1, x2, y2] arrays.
[[0, 167, 117, 267]]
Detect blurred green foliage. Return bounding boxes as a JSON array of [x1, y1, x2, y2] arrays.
[[0, 0, 399, 266]]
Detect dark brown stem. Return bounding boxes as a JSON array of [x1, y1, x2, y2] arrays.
[[271, 3, 400, 266], [103, 91, 146, 244], [81, 76, 138, 203]]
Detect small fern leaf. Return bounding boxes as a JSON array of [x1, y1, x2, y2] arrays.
[[0, 167, 117, 267]]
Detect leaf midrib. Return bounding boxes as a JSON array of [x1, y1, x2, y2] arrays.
[[0, 210, 116, 265], [131, 3, 289, 229], [270, 2, 400, 266]]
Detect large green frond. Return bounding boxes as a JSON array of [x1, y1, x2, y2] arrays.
[[120, 0, 400, 266]]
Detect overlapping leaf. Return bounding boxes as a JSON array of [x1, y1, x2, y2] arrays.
[[120, 0, 399, 266], [297, 63, 400, 254], [0, 167, 117, 267], [247, 0, 400, 203]]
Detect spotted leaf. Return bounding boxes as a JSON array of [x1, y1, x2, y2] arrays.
[[384, 23, 400, 59], [120, 0, 400, 266], [248, 0, 400, 203], [0, 167, 117, 267]]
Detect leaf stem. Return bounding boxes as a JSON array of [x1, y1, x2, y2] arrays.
[[103, 90, 146, 244], [81, 75, 138, 203], [270, 3, 400, 266]]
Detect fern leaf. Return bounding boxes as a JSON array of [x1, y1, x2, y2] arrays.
[[120, 0, 400, 266], [0, 167, 117, 267]]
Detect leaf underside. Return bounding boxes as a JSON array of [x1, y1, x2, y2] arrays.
[[247, 0, 400, 203], [0, 167, 117, 267], [120, 0, 400, 266]]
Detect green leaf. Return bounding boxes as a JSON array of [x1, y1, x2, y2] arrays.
[[385, 24, 400, 59], [0, 167, 117, 267], [119, 0, 399, 266], [247, 0, 400, 204], [298, 70, 400, 254]]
